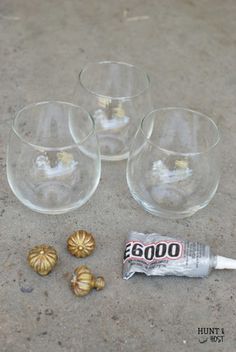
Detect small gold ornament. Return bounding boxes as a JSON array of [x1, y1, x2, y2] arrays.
[[175, 159, 188, 169], [27, 244, 58, 276], [113, 102, 125, 118], [67, 230, 96, 258], [57, 151, 74, 165], [98, 96, 112, 108], [71, 265, 105, 297]]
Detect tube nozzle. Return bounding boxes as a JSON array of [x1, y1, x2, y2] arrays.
[[215, 256, 236, 270]]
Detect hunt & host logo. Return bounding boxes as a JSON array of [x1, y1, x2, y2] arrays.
[[198, 327, 224, 344]]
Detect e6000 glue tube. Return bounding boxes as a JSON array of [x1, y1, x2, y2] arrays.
[[123, 232, 236, 280]]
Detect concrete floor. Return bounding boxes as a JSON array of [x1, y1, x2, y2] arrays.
[[0, 0, 236, 351]]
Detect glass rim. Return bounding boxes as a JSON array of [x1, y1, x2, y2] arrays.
[[140, 107, 221, 156], [79, 60, 150, 100], [12, 100, 96, 151]]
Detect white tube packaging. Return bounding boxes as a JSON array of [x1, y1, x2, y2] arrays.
[[123, 232, 236, 280]]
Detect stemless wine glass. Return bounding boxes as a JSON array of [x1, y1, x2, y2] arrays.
[[127, 108, 221, 219], [7, 101, 101, 214], [76, 61, 151, 161]]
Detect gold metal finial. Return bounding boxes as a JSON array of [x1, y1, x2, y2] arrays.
[[71, 265, 105, 297], [67, 230, 96, 258], [27, 244, 58, 276]]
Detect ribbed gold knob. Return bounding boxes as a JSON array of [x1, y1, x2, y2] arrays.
[[27, 244, 58, 276], [71, 265, 105, 297], [67, 230, 95, 258]]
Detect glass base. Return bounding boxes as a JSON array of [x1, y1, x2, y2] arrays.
[[7, 177, 100, 215], [101, 152, 129, 161], [129, 191, 214, 219], [98, 134, 129, 161]]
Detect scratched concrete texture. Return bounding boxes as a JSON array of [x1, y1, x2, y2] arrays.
[[0, 0, 236, 351]]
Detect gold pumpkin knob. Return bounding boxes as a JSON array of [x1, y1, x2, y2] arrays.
[[71, 265, 105, 297], [27, 244, 58, 276], [67, 230, 96, 258]]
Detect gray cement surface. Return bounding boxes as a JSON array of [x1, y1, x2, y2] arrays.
[[0, 0, 236, 351]]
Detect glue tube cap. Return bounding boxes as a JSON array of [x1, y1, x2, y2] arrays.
[[215, 256, 236, 270]]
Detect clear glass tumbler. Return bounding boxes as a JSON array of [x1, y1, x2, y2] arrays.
[[76, 61, 151, 161], [126, 108, 221, 219], [7, 101, 101, 214]]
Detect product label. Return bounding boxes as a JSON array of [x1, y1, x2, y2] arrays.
[[124, 240, 183, 263], [123, 232, 211, 280]]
